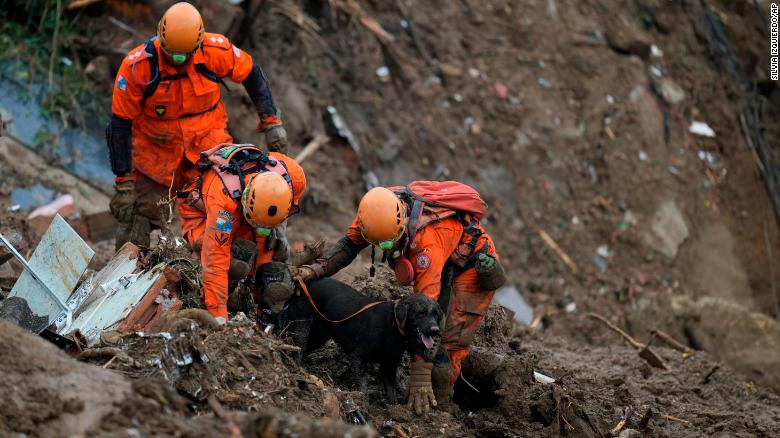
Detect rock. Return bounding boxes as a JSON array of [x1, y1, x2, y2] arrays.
[[439, 62, 463, 77], [605, 17, 652, 60], [672, 296, 780, 391], [659, 77, 685, 105], [642, 200, 689, 259]]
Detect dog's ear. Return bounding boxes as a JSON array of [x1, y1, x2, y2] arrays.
[[395, 298, 410, 329]]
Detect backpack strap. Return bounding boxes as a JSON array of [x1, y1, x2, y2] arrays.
[[141, 37, 160, 107], [140, 39, 230, 108], [195, 63, 230, 91]]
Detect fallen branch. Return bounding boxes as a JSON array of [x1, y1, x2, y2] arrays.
[[330, 0, 395, 45], [294, 134, 329, 163], [208, 395, 242, 437], [661, 413, 691, 425], [586, 313, 643, 349], [702, 363, 720, 384], [650, 329, 692, 354], [587, 313, 667, 369], [66, 0, 103, 10], [537, 228, 579, 274], [609, 406, 635, 436], [107, 16, 147, 41], [79, 347, 137, 367]]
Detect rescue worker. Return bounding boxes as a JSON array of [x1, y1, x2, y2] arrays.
[[178, 143, 306, 324], [107, 2, 289, 249], [296, 183, 506, 415]]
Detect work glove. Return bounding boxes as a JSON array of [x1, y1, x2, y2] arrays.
[[293, 264, 324, 282], [264, 125, 289, 153], [109, 177, 136, 224], [267, 228, 290, 262], [407, 360, 437, 415]]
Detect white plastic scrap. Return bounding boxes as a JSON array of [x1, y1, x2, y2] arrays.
[[375, 66, 390, 78], [534, 371, 556, 384], [689, 121, 716, 138]]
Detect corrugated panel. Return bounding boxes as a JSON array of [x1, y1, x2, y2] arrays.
[[54, 243, 142, 333], [67, 263, 166, 346], [8, 215, 93, 332]]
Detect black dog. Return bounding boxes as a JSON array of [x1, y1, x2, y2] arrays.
[[282, 278, 444, 402]]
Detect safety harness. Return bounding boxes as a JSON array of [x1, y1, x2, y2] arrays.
[[138, 37, 228, 117], [292, 275, 406, 334], [390, 184, 492, 314], [392, 185, 489, 273], [177, 144, 293, 213]]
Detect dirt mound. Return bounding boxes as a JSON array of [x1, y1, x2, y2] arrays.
[[0, 319, 374, 437]]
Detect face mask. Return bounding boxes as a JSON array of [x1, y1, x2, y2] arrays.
[[170, 52, 189, 64]]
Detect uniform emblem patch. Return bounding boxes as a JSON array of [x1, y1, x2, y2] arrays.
[[116, 75, 127, 91], [416, 254, 431, 269], [154, 105, 166, 117], [215, 210, 235, 234]]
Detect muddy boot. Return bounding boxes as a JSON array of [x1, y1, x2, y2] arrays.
[[432, 358, 455, 412], [129, 216, 152, 248], [115, 216, 151, 249], [115, 222, 132, 250]]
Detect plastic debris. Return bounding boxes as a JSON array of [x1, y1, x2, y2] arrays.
[[533, 371, 556, 384], [651, 44, 663, 57], [375, 65, 390, 79], [492, 82, 509, 99], [538, 77, 551, 88], [593, 245, 610, 273], [638, 151, 648, 161], [606, 95, 615, 104], [689, 121, 716, 138], [565, 301, 577, 313]]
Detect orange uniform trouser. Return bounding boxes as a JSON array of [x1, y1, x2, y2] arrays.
[[132, 126, 233, 227], [441, 267, 496, 385]]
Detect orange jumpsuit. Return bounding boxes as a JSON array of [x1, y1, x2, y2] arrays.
[[112, 32, 267, 187], [178, 153, 306, 319], [345, 214, 498, 384]]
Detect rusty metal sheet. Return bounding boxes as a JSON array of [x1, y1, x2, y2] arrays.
[[7, 215, 93, 332]]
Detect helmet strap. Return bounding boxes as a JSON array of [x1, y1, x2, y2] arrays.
[[370, 245, 376, 278]]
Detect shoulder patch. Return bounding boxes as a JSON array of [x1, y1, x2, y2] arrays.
[[416, 254, 431, 270], [116, 75, 127, 91], [203, 33, 230, 50], [126, 48, 149, 62], [215, 210, 235, 234]]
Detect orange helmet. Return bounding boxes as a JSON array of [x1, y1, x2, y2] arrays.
[[241, 172, 293, 231], [357, 187, 407, 249], [157, 2, 204, 57]]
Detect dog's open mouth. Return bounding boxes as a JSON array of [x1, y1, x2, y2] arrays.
[[420, 332, 435, 350]]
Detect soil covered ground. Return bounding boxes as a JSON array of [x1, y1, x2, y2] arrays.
[[2, 0, 780, 436]]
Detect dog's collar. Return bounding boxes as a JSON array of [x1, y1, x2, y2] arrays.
[[392, 299, 406, 336]]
